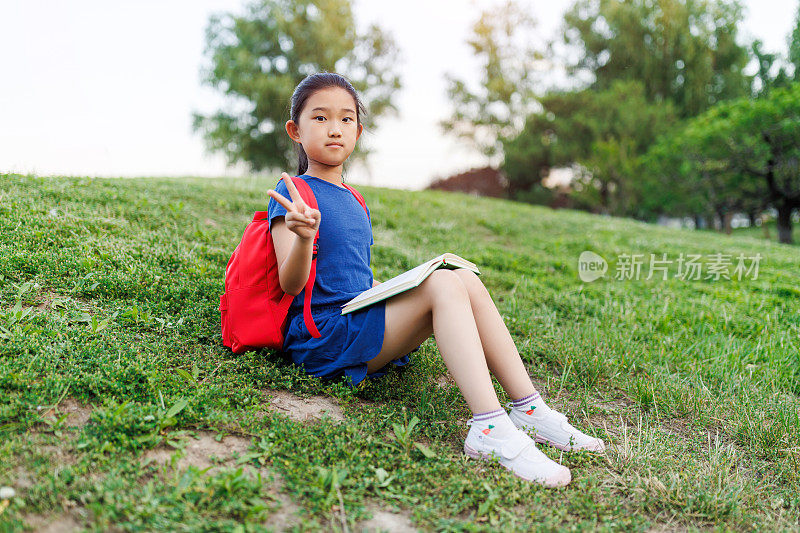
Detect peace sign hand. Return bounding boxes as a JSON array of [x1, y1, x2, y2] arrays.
[[267, 172, 321, 241]]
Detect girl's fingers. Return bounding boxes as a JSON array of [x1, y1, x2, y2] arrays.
[[267, 189, 296, 212], [286, 210, 316, 226], [282, 172, 307, 209]]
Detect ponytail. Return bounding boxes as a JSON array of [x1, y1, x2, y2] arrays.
[[296, 144, 309, 175]]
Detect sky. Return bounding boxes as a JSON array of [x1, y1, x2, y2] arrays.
[[0, 0, 797, 190]]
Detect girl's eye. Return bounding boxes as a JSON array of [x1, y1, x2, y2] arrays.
[[313, 116, 354, 122]]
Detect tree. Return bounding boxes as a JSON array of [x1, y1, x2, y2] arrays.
[[751, 39, 793, 97], [439, 0, 544, 163], [748, 4, 800, 97], [636, 132, 704, 222], [192, 0, 402, 173], [680, 112, 764, 233], [790, 2, 800, 77], [726, 83, 800, 244], [502, 79, 677, 213], [644, 83, 800, 243], [559, 0, 752, 118]]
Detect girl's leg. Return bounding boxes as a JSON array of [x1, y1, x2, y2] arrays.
[[366, 269, 502, 414], [451, 269, 537, 400], [451, 270, 605, 452]]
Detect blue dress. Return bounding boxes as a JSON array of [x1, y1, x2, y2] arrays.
[[267, 175, 420, 386]]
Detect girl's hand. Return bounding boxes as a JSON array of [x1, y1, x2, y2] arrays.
[[267, 172, 321, 241]]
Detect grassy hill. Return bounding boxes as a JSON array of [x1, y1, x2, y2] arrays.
[[1, 173, 798, 531], [730, 219, 800, 245]]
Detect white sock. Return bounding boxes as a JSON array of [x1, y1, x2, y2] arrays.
[[469, 408, 516, 438], [509, 391, 552, 417]]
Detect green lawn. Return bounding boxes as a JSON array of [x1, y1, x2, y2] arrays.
[[1, 173, 798, 531], [729, 219, 800, 245]]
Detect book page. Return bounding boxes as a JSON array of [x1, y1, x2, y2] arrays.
[[341, 253, 478, 313], [343, 259, 435, 307]]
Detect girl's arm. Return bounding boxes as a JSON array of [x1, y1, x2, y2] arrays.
[[372, 279, 381, 288], [267, 174, 321, 295], [271, 217, 314, 295]]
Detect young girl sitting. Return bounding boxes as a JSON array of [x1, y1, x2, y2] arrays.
[[266, 72, 605, 487]]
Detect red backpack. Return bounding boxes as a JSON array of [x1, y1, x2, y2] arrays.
[[219, 175, 369, 354]]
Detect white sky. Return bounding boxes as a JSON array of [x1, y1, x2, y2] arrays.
[[0, 0, 796, 190]]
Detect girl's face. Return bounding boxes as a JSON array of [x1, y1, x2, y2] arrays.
[[287, 86, 363, 174]]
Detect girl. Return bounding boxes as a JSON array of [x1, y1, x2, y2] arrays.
[[267, 72, 605, 487]]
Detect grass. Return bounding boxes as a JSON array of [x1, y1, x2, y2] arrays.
[[0, 172, 799, 531], [729, 219, 800, 245]]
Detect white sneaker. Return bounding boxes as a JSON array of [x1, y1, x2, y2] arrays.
[[507, 404, 606, 452], [463, 417, 571, 487]]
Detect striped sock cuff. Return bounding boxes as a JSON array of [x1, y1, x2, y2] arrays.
[[511, 391, 541, 408], [472, 408, 506, 421]]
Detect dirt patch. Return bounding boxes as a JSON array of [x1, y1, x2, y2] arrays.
[[262, 475, 303, 531], [660, 417, 694, 439], [34, 290, 79, 311], [56, 398, 93, 428], [6, 433, 80, 500], [262, 389, 345, 423], [32, 397, 93, 434], [38, 444, 78, 467], [359, 505, 417, 532], [141, 430, 252, 474], [11, 466, 35, 490], [140, 435, 302, 528], [22, 513, 84, 533], [644, 518, 693, 532], [434, 374, 454, 389]]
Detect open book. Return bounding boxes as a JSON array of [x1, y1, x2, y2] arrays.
[[341, 253, 480, 315]]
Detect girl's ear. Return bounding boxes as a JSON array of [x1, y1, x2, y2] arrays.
[[285, 120, 300, 142], [356, 122, 363, 141]]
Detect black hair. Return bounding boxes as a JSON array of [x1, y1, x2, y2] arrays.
[[288, 72, 367, 176]]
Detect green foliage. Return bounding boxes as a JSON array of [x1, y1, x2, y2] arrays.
[[643, 81, 800, 242], [192, 0, 402, 172], [789, 3, 800, 78], [750, 39, 795, 97], [440, 0, 543, 161], [503, 79, 677, 209], [561, 0, 752, 118], [501, 0, 758, 212]]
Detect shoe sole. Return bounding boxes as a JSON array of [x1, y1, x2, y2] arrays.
[[463, 443, 571, 487]]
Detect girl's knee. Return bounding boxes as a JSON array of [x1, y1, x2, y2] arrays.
[[454, 268, 481, 286], [424, 269, 469, 301], [454, 269, 488, 295]]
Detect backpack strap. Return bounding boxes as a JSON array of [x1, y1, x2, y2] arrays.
[[341, 183, 369, 218], [279, 176, 322, 338]]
